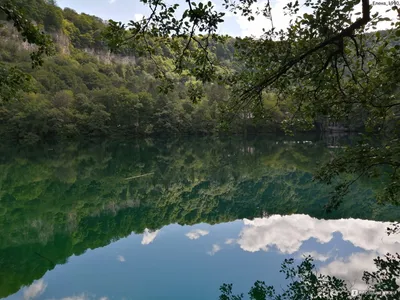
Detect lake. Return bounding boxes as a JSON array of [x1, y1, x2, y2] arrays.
[[0, 135, 399, 300]]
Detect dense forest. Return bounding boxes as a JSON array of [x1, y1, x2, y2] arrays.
[[0, 136, 398, 298], [0, 0, 288, 143], [1, 0, 392, 143]]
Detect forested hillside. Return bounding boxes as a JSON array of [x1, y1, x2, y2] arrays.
[[0, 0, 285, 143]]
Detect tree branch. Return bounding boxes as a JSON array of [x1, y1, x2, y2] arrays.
[[240, 0, 371, 101]]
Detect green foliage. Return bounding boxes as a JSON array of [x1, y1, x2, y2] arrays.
[[0, 31, 278, 140], [0, 0, 55, 67], [315, 137, 400, 210], [0, 63, 31, 103], [0, 0, 287, 140]]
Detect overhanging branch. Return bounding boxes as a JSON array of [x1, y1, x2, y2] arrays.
[[240, 0, 371, 100]]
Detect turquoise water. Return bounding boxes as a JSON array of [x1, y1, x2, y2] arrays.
[[0, 136, 399, 299]]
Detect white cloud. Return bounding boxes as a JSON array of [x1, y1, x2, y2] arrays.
[[117, 255, 126, 262], [237, 214, 399, 254], [24, 280, 47, 300], [225, 238, 236, 245], [99, 297, 108, 300], [207, 244, 221, 256], [141, 228, 160, 245], [109, 0, 117, 4], [301, 251, 331, 262], [186, 229, 209, 240]]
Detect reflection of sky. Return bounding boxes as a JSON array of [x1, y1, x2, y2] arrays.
[[6, 215, 399, 300]]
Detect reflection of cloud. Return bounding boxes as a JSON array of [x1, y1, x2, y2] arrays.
[[141, 229, 160, 245], [50, 295, 108, 300], [24, 280, 47, 300], [301, 251, 331, 262], [225, 238, 236, 245], [61, 294, 88, 300], [237, 214, 399, 290], [117, 255, 125, 262], [186, 229, 209, 240], [238, 215, 399, 254], [207, 244, 221, 256], [319, 252, 379, 291]]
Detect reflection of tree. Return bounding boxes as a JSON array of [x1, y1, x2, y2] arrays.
[[388, 223, 400, 236], [0, 136, 398, 298], [219, 254, 400, 300]]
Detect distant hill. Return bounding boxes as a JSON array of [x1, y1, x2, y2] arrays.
[[1, 0, 280, 143]]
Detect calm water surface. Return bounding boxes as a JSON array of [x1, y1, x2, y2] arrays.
[[0, 136, 399, 300]]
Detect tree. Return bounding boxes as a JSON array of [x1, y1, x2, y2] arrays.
[[107, 0, 400, 208], [219, 254, 400, 300], [0, 64, 31, 103], [0, 1, 54, 67], [0, 0, 55, 102]]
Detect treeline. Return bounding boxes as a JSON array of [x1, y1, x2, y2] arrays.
[[0, 136, 398, 297], [0, 0, 284, 143]]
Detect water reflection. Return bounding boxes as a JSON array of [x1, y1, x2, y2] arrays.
[[0, 136, 398, 299], [11, 214, 398, 300]]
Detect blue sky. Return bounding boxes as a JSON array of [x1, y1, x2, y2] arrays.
[[57, 0, 395, 37], [57, 0, 243, 36], [56, 0, 296, 37]]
